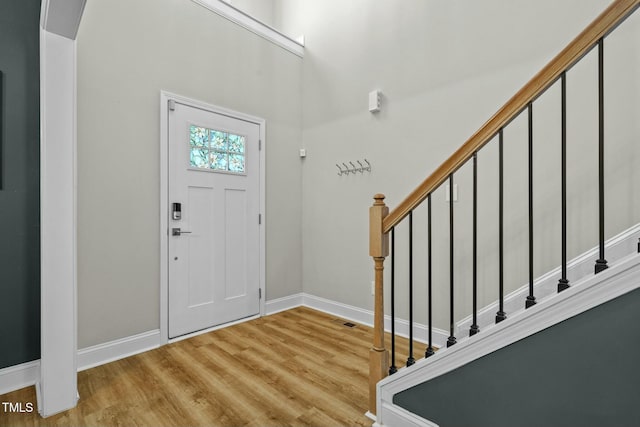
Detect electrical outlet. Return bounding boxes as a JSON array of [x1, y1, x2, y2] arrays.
[[371, 281, 375, 296]]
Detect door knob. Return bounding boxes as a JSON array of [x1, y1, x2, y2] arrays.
[[172, 228, 192, 236]]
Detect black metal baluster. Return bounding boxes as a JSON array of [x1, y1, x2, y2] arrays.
[[595, 37, 608, 274], [558, 72, 570, 292], [470, 153, 480, 336], [447, 174, 457, 347], [425, 194, 435, 358], [496, 129, 507, 323], [407, 211, 415, 366], [525, 103, 537, 309], [389, 227, 397, 375]]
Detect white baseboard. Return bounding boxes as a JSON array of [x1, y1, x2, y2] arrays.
[[2, 331, 161, 396], [302, 294, 449, 349], [0, 360, 40, 395], [4, 293, 382, 396], [5, 293, 399, 395], [265, 293, 304, 315], [266, 293, 448, 349], [302, 293, 374, 325], [77, 330, 161, 372], [35, 381, 42, 413]]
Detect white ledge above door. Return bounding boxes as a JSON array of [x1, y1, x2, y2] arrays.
[[40, 0, 87, 40], [191, 0, 305, 57]]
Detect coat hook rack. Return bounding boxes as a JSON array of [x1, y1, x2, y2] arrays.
[[336, 159, 372, 175]]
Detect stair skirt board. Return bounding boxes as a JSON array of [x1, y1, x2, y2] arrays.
[[266, 293, 450, 349], [455, 222, 640, 338], [374, 402, 439, 427], [376, 252, 640, 427]]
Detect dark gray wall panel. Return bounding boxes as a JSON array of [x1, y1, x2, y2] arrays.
[[394, 287, 640, 427], [0, 0, 41, 369]]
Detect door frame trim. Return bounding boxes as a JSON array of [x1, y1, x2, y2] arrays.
[[159, 91, 266, 344]]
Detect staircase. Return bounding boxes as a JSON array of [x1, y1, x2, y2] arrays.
[[367, 0, 640, 425]]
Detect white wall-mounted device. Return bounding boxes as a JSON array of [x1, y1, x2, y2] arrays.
[[445, 184, 459, 202], [369, 90, 381, 113]]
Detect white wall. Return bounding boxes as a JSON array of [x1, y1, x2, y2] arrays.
[[294, 0, 639, 329], [76, 0, 303, 347]]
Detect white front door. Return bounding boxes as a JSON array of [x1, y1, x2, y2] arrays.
[[168, 102, 260, 339]]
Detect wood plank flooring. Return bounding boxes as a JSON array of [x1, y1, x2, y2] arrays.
[[0, 307, 428, 427]]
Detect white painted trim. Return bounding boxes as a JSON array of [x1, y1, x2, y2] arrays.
[[258, 115, 267, 323], [303, 294, 375, 326], [35, 381, 42, 413], [190, 0, 304, 57], [265, 293, 304, 315], [385, 316, 448, 351], [77, 330, 161, 371], [39, 0, 85, 418], [0, 361, 41, 395], [267, 292, 449, 348], [456, 222, 640, 337], [39, 27, 78, 417], [159, 93, 170, 347], [40, 0, 87, 40], [159, 91, 267, 345], [302, 294, 449, 349], [1, 331, 161, 396], [377, 253, 640, 427], [377, 402, 439, 427]]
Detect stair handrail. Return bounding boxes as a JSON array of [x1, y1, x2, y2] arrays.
[[382, 0, 639, 234], [369, 0, 640, 416]]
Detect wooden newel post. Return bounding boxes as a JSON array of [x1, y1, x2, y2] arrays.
[[369, 193, 389, 415]]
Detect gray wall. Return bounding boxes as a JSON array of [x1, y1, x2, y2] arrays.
[[290, 0, 639, 329], [76, 0, 303, 348], [0, 0, 41, 369], [228, 0, 276, 29], [74, 0, 639, 349], [394, 287, 640, 427]]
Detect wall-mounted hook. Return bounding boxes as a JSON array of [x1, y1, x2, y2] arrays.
[[349, 161, 359, 173], [336, 159, 371, 176]]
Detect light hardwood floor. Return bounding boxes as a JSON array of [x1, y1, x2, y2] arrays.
[[0, 307, 428, 427]]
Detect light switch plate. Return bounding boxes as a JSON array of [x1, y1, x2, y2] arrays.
[[445, 184, 459, 202], [369, 90, 381, 113]]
